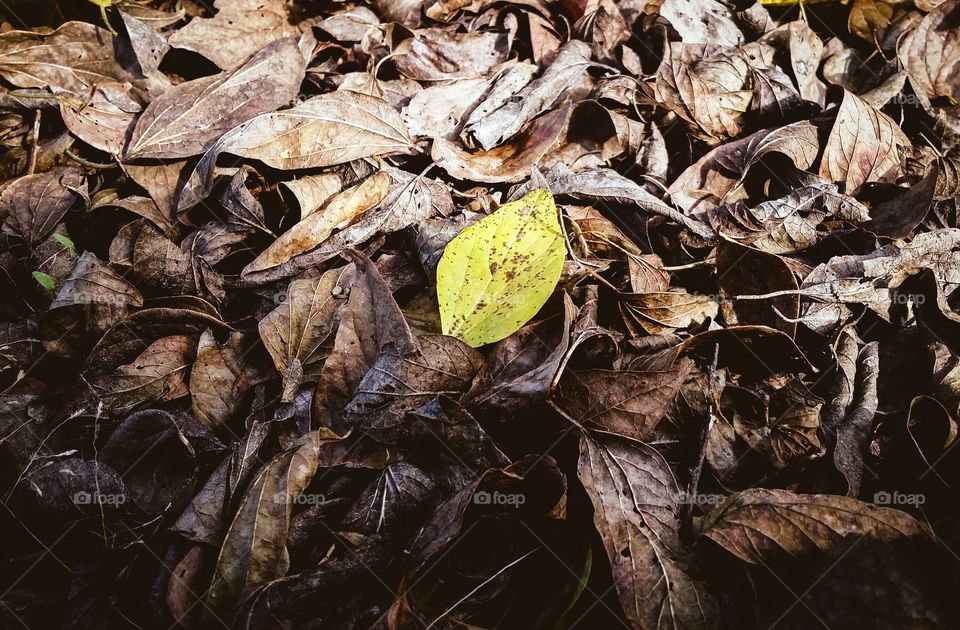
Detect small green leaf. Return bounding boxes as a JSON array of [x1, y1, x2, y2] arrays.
[[87, 0, 118, 36], [53, 233, 76, 251], [32, 271, 55, 291], [437, 188, 565, 347]]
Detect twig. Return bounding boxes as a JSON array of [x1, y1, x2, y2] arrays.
[[65, 149, 117, 169], [25, 109, 40, 175], [680, 343, 719, 540]]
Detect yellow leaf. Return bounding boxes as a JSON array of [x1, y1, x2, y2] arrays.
[[437, 188, 565, 347]]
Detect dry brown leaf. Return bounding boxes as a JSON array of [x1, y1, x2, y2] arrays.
[[179, 90, 415, 210], [701, 488, 929, 564], [900, 0, 960, 104], [819, 90, 910, 195], [125, 38, 306, 160], [433, 105, 570, 183], [168, 0, 299, 71], [1, 166, 84, 245], [556, 359, 692, 441], [190, 330, 245, 431], [258, 265, 354, 396], [208, 429, 341, 612], [579, 433, 717, 629], [61, 82, 141, 155], [245, 171, 392, 275], [0, 22, 138, 96]]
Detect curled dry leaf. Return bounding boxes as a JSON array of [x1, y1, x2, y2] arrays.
[[462, 293, 576, 415], [343, 334, 483, 440], [669, 121, 820, 213], [340, 462, 435, 534], [899, 0, 960, 104], [621, 290, 719, 334], [463, 41, 593, 151], [655, 43, 754, 143], [244, 171, 392, 275], [433, 105, 572, 183]]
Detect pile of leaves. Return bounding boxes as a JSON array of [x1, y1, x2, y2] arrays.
[[1, 0, 960, 627]]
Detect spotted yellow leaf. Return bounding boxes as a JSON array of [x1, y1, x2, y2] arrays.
[[437, 188, 565, 347]]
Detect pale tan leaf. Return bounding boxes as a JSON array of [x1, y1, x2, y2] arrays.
[[179, 90, 415, 211], [819, 90, 910, 195], [167, 0, 299, 71]]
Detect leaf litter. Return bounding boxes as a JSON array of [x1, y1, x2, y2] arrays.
[[0, 0, 959, 628]]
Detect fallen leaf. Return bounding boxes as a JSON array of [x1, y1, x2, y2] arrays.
[[179, 90, 416, 211], [258, 265, 354, 396], [0, 21, 138, 96], [556, 359, 692, 440], [61, 82, 141, 155], [819, 90, 910, 195], [190, 330, 245, 431], [701, 488, 929, 563], [437, 188, 565, 347], [244, 171, 392, 275], [208, 429, 341, 611], [578, 433, 717, 629], [89, 334, 197, 415], [167, 0, 299, 71], [125, 37, 306, 160], [1, 167, 84, 244], [313, 251, 416, 428]]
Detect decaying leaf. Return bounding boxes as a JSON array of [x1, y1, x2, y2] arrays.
[[259, 265, 354, 395], [245, 171, 392, 275], [1, 167, 84, 244], [208, 429, 341, 611], [701, 488, 929, 563], [579, 433, 717, 628], [556, 359, 692, 441], [0, 22, 138, 96]]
